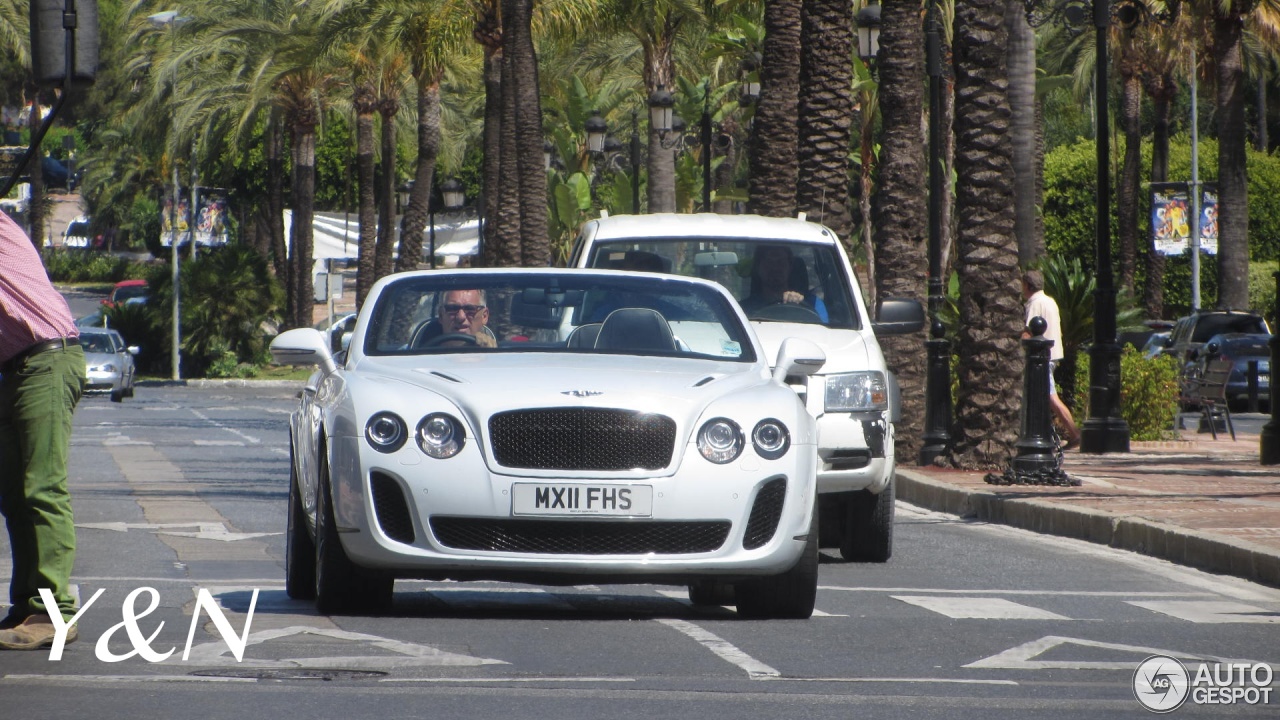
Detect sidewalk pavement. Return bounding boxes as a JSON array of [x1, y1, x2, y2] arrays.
[[896, 424, 1280, 589]]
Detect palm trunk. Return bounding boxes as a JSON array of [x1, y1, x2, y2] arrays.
[[355, 86, 377, 307], [481, 45, 504, 267], [747, 0, 801, 217], [27, 100, 46, 249], [1143, 73, 1174, 318], [491, 6, 523, 267], [397, 80, 440, 274], [508, 0, 548, 267], [267, 112, 288, 284], [712, 119, 737, 214], [796, 0, 853, 243], [375, 104, 398, 281], [1214, 11, 1249, 310], [949, 0, 1022, 470], [1007, 0, 1039, 267], [873, 0, 928, 462], [1117, 64, 1141, 295], [289, 126, 317, 331]]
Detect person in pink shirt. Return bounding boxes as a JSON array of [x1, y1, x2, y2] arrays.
[[0, 210, 86, 651]]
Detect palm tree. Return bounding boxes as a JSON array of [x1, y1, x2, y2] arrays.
[[352, 69, 379, 306], [374, 50, 408, 281], [949, 0, 1022, 470], [747, 0, 801, 217], [795, 0, 853, 242], [872, 0, 928, 463], [506, 0, 549, 266], [1007, 0, 1041, 267]]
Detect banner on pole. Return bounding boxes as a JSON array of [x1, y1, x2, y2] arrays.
[[1150, 182, 1218, 256]]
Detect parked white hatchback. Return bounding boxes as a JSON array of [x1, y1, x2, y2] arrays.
[[572, 213, 924, 562]]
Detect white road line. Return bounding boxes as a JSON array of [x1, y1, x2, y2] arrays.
[[777, 677, 1019, 685], [2, 674, 255, 684], [893, 596, 1070, 620], [382, 677, 636, 684], [820, 586, 1215, 597], [189, 408, 261, 445], [965, 635, 1258, 670], [1127, 600, 1280, 624], [656, 618, 780, 679], [193, 440, 247, 447]]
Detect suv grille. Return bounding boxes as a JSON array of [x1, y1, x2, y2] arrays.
[[430, 517, 729, 555], [489, 408, 676, 470]]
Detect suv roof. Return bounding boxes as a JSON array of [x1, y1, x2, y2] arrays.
[[1174, 310, 1269, 344], [586, 213, 840, 245]]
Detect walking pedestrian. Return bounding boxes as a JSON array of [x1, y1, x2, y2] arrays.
[[1022, 270, 1081, 451], [0, 210, 86, 650]]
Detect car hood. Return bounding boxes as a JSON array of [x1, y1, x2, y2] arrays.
[[82, 351, 123, 365], [750, 322, 873, 374], [351, 353, 770, 431]]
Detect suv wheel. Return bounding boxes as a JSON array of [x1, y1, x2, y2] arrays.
[[839, 476, 894, 563]]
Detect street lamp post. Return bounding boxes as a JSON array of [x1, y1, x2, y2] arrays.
[[630, 111, 641, 214], [147, 9, 188, 382], [921, 1, 952, 465]]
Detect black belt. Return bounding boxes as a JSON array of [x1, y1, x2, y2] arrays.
[[1, 337, 76, 374]]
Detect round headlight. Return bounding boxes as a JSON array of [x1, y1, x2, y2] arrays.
[[752, 419, 790, 459], [365, 412, 407, 453], [416, 413, 465, 459], [697, 418, 743, 464]]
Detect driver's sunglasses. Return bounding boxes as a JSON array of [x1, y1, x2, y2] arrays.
[[442, 303, 486, 317]]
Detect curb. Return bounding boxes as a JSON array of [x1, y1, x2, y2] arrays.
[[895, 468, 1280, 589]]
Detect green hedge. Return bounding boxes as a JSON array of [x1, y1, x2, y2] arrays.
[[1071, 347, 1181, 442], [42, 249, 151, 283]]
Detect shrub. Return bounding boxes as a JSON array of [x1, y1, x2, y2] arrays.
[[42, 248, 148, 283], [1072, 347, 1181, 442]]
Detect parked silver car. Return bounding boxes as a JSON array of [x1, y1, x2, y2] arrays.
[[78, 328, 138, 402]]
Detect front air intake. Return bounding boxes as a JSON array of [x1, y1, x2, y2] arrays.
[[370, 472, 416, 545]]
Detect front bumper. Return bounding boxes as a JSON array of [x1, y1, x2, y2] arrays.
[[84, 369, 122, 391], [327, 435, 816, 583], [812, 411, 895, 495]]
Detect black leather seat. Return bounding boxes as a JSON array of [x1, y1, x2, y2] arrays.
[[566, 323, 603, 348], [594, 308, 676, 352]]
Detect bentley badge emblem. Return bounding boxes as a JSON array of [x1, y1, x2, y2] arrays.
[[561, 390, 603, 397]]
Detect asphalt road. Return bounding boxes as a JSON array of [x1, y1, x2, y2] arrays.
[[1, 384, 1276, 719]]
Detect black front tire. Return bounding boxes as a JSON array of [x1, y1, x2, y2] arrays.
[[110, 387, 123, 403], [735, 504, 818, 619], [285, 448, 316, 600], [688, 580, 735, 607], [839, 476, 894, 563], [314, 457, 394, 614]]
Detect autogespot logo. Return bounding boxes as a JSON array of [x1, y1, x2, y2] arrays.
[[1134, 655, 1191, 713]]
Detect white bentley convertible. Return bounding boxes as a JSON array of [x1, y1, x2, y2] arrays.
[[271, 269, 826, 618]]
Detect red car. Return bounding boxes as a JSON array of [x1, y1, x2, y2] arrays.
[[102, 279, 148, 308]]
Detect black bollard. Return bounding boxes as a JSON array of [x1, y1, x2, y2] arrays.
[[985, 316, 1078, 486], [920, 319, 952, 465], [1261, 271, 1280, 465]]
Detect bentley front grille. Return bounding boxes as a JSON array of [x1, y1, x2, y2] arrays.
[[370, 472, 416, 545], [488, 408, 676, 471], [742, 478, 787, 550], [430, 517, 730, 555]]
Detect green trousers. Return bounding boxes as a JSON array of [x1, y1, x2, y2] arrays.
[[0, 344, 85, 622]]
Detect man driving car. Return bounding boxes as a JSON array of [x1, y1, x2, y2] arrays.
[[436, 289, 495, 347]]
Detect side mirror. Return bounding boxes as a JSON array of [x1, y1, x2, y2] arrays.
[[271, 328, 337, 375], [773, 337, 826, 383], [872, 298, 926, 335], [126, 346, 139, 355]]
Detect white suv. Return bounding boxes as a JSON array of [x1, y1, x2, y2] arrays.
[[571, 213, 924, 561]]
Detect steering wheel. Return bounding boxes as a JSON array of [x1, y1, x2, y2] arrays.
[[749, 302, 823, 323], [423, 333, 479, 347]]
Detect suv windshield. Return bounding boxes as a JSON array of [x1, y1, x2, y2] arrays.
[[363, 272, 756, 362], [586, 239, 862, 329]]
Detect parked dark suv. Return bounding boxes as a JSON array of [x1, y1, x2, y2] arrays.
[[1164, 310, 1271, 369]]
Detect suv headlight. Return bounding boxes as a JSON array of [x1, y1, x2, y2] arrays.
[[824, 371, 888, 412], [697, 418, 743, 464]]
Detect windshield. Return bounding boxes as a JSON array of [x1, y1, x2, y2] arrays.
[[586, 238, 862, 329], [363, 272, 756, 362], [79, 333, 117, 354]]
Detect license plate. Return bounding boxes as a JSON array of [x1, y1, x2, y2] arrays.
[[511, 483, 653, 517]]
